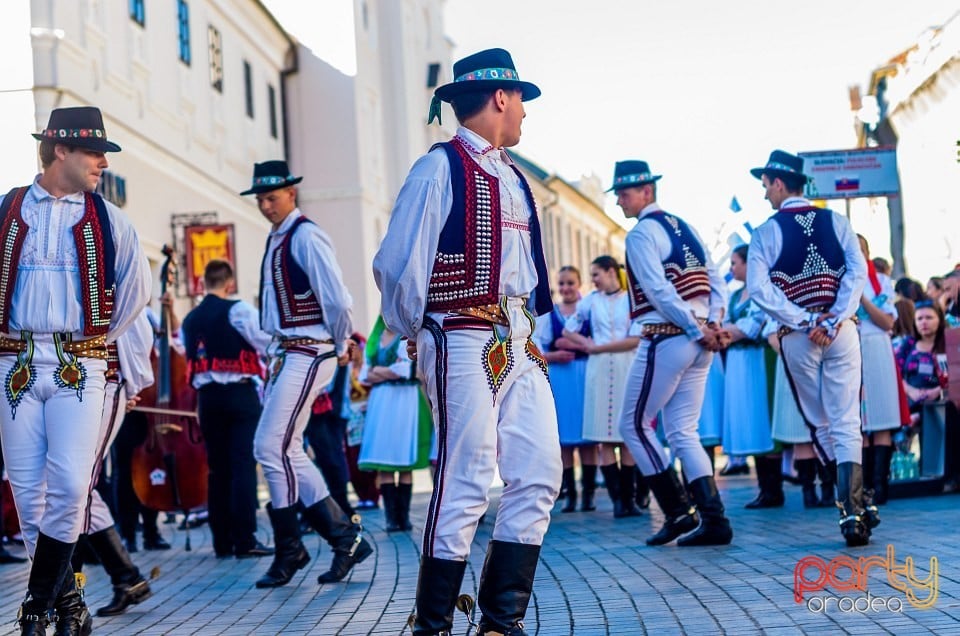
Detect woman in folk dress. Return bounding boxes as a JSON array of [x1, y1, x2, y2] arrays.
[[536, 266, 599, 513], [358, 317, 432, 532], [564, 256, 643, 518], [856, 235, 900, 505]]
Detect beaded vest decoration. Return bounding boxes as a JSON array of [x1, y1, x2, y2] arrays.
[[627, 212, 710, 318], [0, 186, 115, 335], [426, 137, 552, 315], [261, 216, 324, 329], [769, 206, 845, 309]]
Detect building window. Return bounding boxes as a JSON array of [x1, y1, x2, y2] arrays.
[[243, 61, 254, 118], [208, 25, 222, 92], [268, 84, 278, 138], [177, 0, 190, 65], [129, 0, 145, 26]]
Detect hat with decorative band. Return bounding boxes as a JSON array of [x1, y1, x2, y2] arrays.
[[606, 160, 662, 192], [428, 48, 540, 124], [240, 160, 303, 195], [32, 106, 121, 152], [750, 150, 809, 183]]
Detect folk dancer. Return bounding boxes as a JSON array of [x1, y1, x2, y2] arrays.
[[0, 106, 150, 634], [181, 259, 274, 559], [611, 160, 734, 547], [243, 161, 372, 588], [374, 48, 562, 636], [745, 150, 871, 546]]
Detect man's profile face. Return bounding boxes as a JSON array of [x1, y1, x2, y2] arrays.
[[761, 174, 786, 210], [60, 146, 108, 193], [616, 184, 651, 219], [501, 89, 525, 148], [256, 186, 297, 227]]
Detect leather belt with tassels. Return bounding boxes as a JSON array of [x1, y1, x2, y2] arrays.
[[454, 304, 509, 326], [641, 323, 686, 338], [0, 334, 109, 359], [278, 337, 335, 349]]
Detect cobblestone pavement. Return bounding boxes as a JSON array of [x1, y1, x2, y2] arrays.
[[1, 474, 957, 635]]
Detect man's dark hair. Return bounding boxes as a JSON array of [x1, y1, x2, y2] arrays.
[[450, 90, 496, 122], [39, 140, 70, 169], [733, 244, 749, 262], [203, 259, 234, 289], [774, 173, 807, 194], [894, 277, 925, 302]]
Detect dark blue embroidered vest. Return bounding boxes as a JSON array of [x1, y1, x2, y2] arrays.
[[425, 137, 552, 316], [183, 295, 261, 380], [0, 186, 115, 335], [770, 206, 845, 309], [626, 211, 710, 319], [549, 305, 590, 359], [260, 215, 324, 329]]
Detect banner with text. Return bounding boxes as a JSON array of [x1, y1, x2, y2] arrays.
[[799, 147, 900, 200]]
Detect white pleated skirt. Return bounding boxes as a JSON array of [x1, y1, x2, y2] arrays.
[[860, 332, 901, 432], [771, 355, 810, 444], [582, 350, 634, 443]]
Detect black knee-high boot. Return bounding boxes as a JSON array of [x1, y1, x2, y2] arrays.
[[413, 556, 467, 635], [17, 534, 76, 636], [396, 483, 414, 531], [88, 526, 153, 616], [599, 463, 621, 516], [745, 455, 785, 509], [816, 459, 835, 507], [644, 467, 699, 545], [380, 483, 401, 532], [580, 464, 597, 512], [634, 466, 650, 509], [836, 462, 871, 547], [677, 477, 733, 546], [616, 466, 642, 518], [794, 458, 820, 508], [255, 504, 310, 588], [477, 541, 540, 636], [559, 467, 577, 513], [302, 497, 374, 584], [53, 571, 92, 636], [872, 445, 893, 505]]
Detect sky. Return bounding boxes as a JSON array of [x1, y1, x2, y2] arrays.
[[264, 0, 959, 263]]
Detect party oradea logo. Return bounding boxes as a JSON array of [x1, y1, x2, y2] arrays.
[[794, 545, 937, 613]]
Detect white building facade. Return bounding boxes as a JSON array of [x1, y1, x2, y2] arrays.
[[0, 0, 293, 305]]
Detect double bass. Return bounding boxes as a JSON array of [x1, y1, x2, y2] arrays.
[[132, 245, 208, 550]]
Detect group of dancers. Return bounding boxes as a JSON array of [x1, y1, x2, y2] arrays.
[[1, 46, 876, 636]]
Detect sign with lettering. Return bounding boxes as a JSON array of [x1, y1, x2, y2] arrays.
[[799, 147, 900, 200], [183, 224, 236, 296]]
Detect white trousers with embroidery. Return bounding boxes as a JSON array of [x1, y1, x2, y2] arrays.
[[254, 344, 338, 509], [416, 317, 561, 561], [0, 341, 107, 556], [779, 321, 862, 465], [84, 379, 127, 534], [618, 334, 715, 482]]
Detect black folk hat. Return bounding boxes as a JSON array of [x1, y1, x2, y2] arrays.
[[32, 106, 121, 152], [240, 160, 303, 196], [428, 48, 540, 124], [607, 160, 662, 192], [750, 150, 809, 183]]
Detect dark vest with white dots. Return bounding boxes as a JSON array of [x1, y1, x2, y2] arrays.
[[259, 215, 324, 330], [0, 186, 115, 335], [769, 206, 846, 309], [425, 137, 551, 316], [626, 211, 710, 319]]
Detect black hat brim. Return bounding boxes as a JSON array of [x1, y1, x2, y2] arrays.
[[606, 175, 662, 193], [239, 176, 303, 196], [33, 134, 121, 153], [750, 167, 808, 183], [434, 79, 541, 103]]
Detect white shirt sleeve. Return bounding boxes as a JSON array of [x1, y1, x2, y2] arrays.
[[228, 300, 273, 357], [533, 312, 555, 351], [746, 221, 809, 330], [625, 226, 703, 340], [115, 309, 155, 396], [564, 293, 594, 334], [373, 150, 451, 340], [106, 203, 152, 342], [292, 225, 353, 355]]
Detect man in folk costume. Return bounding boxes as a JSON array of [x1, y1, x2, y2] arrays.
[[242, 161, 372, 589], [181, 259, 274, 559], [71, 310, 155, 619], [745, 150, 871, 546], [374, 48, 561, 636], [611, 161, 734, 548], [0, 106, 151, 634]]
